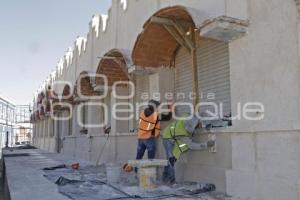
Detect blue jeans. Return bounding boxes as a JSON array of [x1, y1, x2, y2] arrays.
[[162, 139, 176, 183], [136, 137, 156, 160]]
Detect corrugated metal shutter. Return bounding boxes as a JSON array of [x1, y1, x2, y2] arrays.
[[174, 47, 193, 115], [197, 39, 231, 117], [135, 76, 150, 121]]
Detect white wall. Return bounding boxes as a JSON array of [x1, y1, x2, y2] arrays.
[[32, 0, 300, 199]]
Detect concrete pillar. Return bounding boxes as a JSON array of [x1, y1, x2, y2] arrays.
[[37, 122, 40, 147], [106, 92, 113, 133], [46, 118, 50, 150], [62, 110, 69, 136], [72, 106, 77, 136], [32, 123, 36, 145], [53, 115, 59, 153], [87, 100, 103, 135], [149, 73, 159, 99], [110, 91, 118, 163], [128, 82, 135, 132], [43, 119, 46, 149], [113, 87, 130, 134], [39, 121, 42, 148]]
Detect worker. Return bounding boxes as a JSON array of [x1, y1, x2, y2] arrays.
[[161, 113, 215, 184], [47, 86, 53, 100], [136, 99, 172, 162]]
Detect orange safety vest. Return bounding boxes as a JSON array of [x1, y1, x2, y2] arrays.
[[137, 111, 161, 139]]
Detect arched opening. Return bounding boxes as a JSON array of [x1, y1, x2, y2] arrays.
[[132, 6, 207, 112], [61, 84, 74, 105], [132, 5, 198, 68], [73, 71, 102, 134], [95, 49, 133, 134], [132, 5, 237, 123], [74, 71, 101, 101], [60, 84, 73, 136], [96, 49, 131, 87]]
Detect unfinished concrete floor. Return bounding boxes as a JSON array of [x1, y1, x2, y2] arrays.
[[1, 149, 236, 200]]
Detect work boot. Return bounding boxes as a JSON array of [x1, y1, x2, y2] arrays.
[[170, 178, 176, 185]]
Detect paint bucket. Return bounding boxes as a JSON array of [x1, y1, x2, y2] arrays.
[[139, 167, 157, 190], [106, 163, 121, 184]]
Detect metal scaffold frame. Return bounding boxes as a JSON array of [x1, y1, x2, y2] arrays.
[[0, 96, 32, 148]]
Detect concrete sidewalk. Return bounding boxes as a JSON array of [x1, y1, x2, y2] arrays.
[[1, 149, 89, 200]]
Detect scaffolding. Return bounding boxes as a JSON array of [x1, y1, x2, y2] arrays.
[[0, 97, 32, 148]]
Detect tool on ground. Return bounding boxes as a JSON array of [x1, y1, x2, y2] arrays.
[[43, 164, 66, 170], [70, 163, 80, 170], [122, 163, 133, 173], [43, 163, 80, 171]]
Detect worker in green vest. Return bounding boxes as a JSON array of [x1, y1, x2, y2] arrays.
[[161, 114, 215, 184]]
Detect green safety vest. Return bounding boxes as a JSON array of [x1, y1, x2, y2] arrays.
[[162, 118, 191, 159]]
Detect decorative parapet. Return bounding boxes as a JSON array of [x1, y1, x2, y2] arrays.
[[64, 47, 73, 67], [57, 58, 64, 76], [120, 0, 127, 10], [91, 15, 100, 37], [75, 37, 87, 56], [35, 0, 245, 102], [50, 71, 56, 83], [90, 14, 108, 38], [35, 0, 125, 97]]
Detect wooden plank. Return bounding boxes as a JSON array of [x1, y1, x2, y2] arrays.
[[163, 25, 191, 53], [191, 27, 199, 108], [173, 20, 195, 50], [151, 16, 195, 50]]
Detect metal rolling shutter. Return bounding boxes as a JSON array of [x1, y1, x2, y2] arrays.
[[197, 39, 231, 117], [174, 47, 193, 115]]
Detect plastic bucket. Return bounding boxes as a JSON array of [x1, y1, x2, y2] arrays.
[[106, 164, 121, 184]]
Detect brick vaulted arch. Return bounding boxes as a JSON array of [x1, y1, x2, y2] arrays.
[[73, 71, 101, 101], [132, 5, 248, 68], [132, 6, 201, 68], [95, 49, 131, 87], [61, 84, 74, 104]]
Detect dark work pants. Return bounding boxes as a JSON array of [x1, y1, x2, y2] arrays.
[[136, 137, 156, 160], [162, 139, 176, 183]]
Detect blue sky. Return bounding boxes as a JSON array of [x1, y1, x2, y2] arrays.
[[0, 0, 111, 105]]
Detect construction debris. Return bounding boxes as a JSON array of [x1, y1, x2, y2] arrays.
[[43, 164, 226, 200]]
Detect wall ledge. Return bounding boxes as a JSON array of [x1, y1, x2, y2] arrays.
[[200, 16, 249, 42]]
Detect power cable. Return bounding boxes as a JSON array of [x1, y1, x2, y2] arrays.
[[96, 132, 110, 166]]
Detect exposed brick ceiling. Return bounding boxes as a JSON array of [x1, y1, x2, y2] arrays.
[[74, 71, 101, 98], [132, 6, 195, 68], [96, 49, 130, 86], [61, 84, 74, 104]]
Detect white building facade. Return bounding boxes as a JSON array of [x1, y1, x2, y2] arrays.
[[31, 0, 300, 199]]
